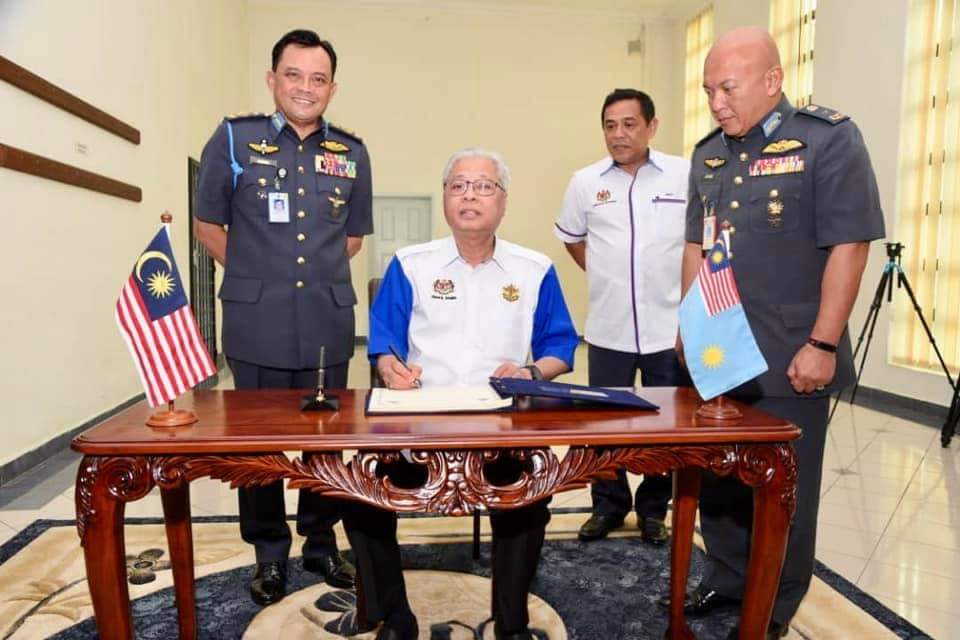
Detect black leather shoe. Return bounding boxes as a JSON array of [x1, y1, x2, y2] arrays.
[[497, 633, 535, 640], [250, 561, 286, 606], [638, 516, 669, 546], [725, 619, 789, 639], [577, 514, 625, 541], [303, 552, 356, 589], [659, 584, 741, 617]]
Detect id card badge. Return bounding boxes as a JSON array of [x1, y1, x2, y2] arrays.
[[268, 192, 290, 223], [702, 214, 717, 250]]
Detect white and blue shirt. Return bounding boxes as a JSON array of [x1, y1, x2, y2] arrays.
[[369, 236, 578, 387], [555, 149, 690, 355]]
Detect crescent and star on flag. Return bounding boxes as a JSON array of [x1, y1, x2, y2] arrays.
[[134, 250, 177, 299]]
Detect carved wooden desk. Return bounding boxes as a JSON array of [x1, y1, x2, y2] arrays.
[[71, 388, 799, 640]]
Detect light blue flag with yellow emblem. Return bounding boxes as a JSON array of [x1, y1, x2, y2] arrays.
[[679, 241, 768, 400]]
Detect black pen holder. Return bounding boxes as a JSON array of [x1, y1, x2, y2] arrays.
[[300, 390, 340, 412]]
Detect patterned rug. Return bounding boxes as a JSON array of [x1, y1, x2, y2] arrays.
[[0, 511, 932, 639]]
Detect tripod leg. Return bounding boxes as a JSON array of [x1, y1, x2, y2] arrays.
[[896, 270, 956, 389], [849, 293, 885, 407], [941, 386, 960, 448]]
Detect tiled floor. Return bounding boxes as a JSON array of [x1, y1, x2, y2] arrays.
[[2, 346, 959, 637]]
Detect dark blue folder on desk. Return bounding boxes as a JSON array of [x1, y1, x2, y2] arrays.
[[488, 377, 659, 411]]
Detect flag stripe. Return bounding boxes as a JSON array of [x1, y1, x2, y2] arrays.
[[117, 281, 167, 404], [172, 310, 203, 383], [123, 282, 177, 402], [129, 284, 185, 399], [179, 307, 216, 376], [115, 305, 159, 405]]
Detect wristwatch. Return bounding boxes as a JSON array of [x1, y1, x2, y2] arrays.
[[807, 337, 838, 353], [523, 364, 544, 380]]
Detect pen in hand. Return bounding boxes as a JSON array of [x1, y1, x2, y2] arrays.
[[388, 345, 422, 388]]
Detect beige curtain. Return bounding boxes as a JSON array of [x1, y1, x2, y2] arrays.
[[770, 0, 816, 106], [892, 0, 960, 374], [683, 6, 715, 158]]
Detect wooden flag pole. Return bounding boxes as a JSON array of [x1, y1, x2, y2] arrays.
[[696, 394, 742, 420], [145, 212, 200, 428]]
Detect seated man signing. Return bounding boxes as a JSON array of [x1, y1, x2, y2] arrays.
[[347, 147, 578, 640]]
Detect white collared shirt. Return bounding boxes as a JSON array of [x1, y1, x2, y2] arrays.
[[554, 149, 690, 354], [369, 236, 578, 387]]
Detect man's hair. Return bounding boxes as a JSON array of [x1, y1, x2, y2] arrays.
[[271, 29, 338, 78], [441, 148, 512, 191], [601, 88, 655, 124]]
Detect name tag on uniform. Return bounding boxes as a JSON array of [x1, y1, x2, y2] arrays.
[[702, 215, 717, 250], [268, 192, 289, 223]]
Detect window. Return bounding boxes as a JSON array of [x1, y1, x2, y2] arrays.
[[770, 0, 816, 107], [683, 6, 715, 158], [891, 0, 960, 373]]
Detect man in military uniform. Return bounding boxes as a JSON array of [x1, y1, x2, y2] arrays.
[[195, 29, 371, 606], [678, 27, 885, 638]]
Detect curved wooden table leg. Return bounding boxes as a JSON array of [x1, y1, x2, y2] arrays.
[[665, 468, 699, 640], [161, 482, 197, 640], [75, 456, 152, 640], [738, 445, 797, 640]]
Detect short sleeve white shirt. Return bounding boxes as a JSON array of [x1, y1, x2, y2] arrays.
[[554, 149, 690, 354]]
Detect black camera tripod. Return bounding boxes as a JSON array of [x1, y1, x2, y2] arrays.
[[830, 243, 957, 446]]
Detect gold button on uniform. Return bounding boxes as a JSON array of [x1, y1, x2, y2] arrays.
[[297, 256, 305, 265], [770, 189, 779, 198], [297, 233, 306, 241], [730, 200, 740, 209], [296, 280, 304, 288], [297, 145, 303, 152], [739, 152, 749, 161], [257, 178, 267, 186], [733, 176, 743, 185], [297, 210, 305, 219], [297, 187, 305, 196], [297, 166, 305, 174]]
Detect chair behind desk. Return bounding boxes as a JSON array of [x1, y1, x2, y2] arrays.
[[367, 277, 482, 561]]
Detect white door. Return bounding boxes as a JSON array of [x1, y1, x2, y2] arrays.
[[370, 196, 432, 277]]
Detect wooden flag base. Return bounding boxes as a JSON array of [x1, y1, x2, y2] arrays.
[[696, 395, 742, 420], [146, 401, 198, 428]]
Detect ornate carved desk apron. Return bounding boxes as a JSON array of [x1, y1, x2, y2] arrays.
[[71, 388, 799, 640]]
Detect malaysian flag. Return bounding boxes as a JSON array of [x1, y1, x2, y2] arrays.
[[697, 241, 741, 316], [679, 239, 767, 400], [116, 226, 216, 406]]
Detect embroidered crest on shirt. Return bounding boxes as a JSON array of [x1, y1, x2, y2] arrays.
[[748, 155, 805, 177], [502, 284, 520, 302], [432, 279, 456, 300], [595, 189, 612, 205]]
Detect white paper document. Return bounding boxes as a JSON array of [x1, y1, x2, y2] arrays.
[[366, 385, 514, 414]]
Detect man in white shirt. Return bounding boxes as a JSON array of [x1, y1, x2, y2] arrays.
[[555, 88, 691, 545], [346, 148, 578, 640]]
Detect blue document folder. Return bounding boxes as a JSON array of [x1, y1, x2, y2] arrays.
[[488, 377, 659, 411]]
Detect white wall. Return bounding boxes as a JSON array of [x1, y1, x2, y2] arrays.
[[0, 0, 248, 466]]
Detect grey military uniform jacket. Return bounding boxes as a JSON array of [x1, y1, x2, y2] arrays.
[[197, 112, 373, 369], [685, 96, 885, 397]]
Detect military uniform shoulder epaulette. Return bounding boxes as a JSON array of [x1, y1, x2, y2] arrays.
[[328, 122, 363, 143], [225, 112, 268, 122], [796, 104, 849, 125], [695, 126, 722, 148]]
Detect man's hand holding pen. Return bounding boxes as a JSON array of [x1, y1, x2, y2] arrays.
[[378, 351, 423, 390]]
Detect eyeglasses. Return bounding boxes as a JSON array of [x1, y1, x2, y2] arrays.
[[444, 179, 504, 197]]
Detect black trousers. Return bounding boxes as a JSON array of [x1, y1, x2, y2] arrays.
[[588, 345, 690, 519], [228, 357, 348, 564], [698, 396, 829, 625], [343, 456, 551, 638]]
